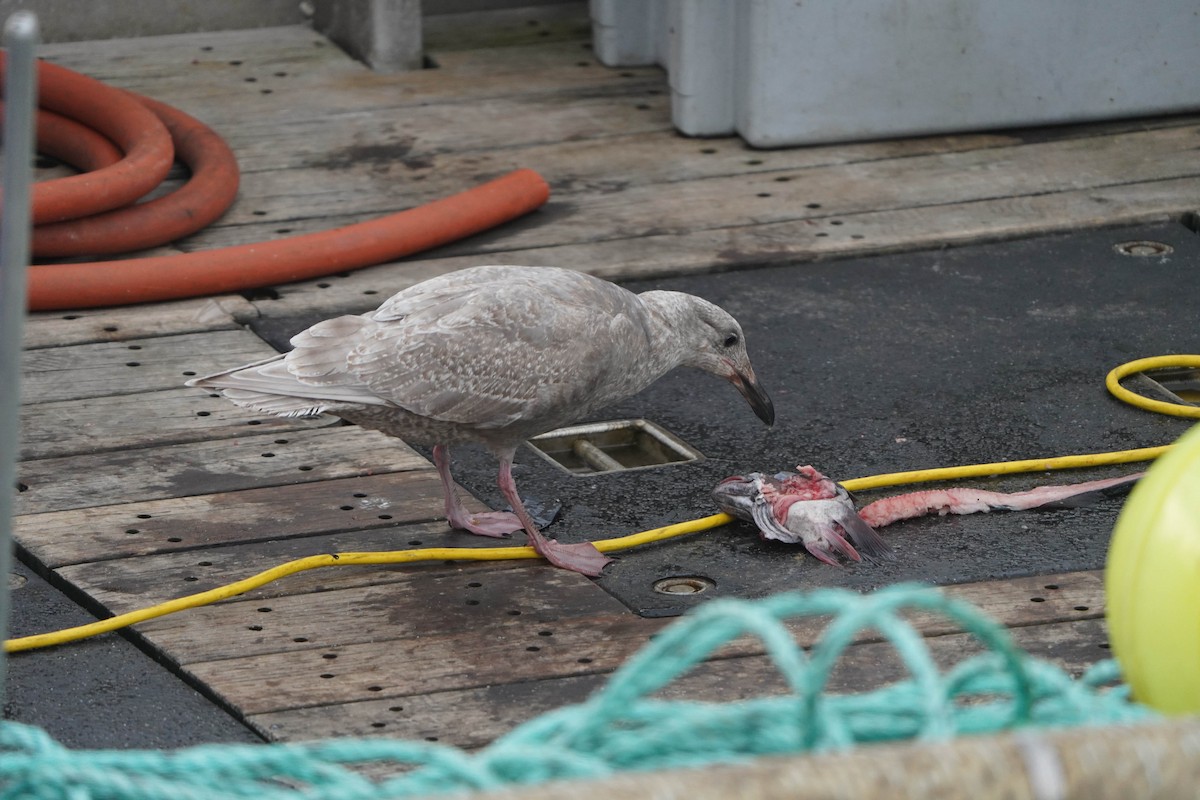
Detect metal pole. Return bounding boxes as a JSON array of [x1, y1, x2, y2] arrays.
[[0, 10, 39, 699]]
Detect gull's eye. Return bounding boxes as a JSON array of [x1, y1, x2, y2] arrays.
[[723, 333, 739, 348]]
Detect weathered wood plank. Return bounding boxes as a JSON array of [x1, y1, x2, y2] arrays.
[[14, 426, 429, 515], [250, 616, 1111, 745], [139, 568, 1103, 664], [38, 26, 352, 83], [184, 607, 651, 715], [422, 2, 592, 52], [20, 329, 278, 405], [192, 128, 1026, 231], [171, 571, 1104, 715], [19, 388, 332, 461], [14, 470, 467, 568], [181, 116, 1197, 231], [49, 524, 533, 609], [139, 564, 630, 663], [248, 175, 1200, 320], [39, 33, 663, 157], [22, 296, 258, 349], [161, 121, 1199, 261]]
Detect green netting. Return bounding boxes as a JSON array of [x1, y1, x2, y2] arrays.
[[0, 583, 1152, 799]]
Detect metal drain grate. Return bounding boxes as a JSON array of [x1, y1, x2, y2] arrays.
[[526, 419, 703, 476]]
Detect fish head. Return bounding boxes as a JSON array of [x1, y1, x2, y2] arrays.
[[712, 473, 765, 520]]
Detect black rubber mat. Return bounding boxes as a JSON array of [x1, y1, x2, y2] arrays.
[[254, 222, 1198, 617]]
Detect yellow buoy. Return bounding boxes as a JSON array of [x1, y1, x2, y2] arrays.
[[1105, 420, 1200, 714]]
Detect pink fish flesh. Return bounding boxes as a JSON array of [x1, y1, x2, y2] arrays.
[[713, 465, 1142, 567], [857, 472, 1143, 527]]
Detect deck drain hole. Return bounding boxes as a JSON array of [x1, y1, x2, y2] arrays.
[[371, 722, 386, 729], [323, 653, 337, 660], [527, 419, 702, 476], [389, 705, 404, 712], [367, 686, 383, 692], [320, 673, 335, 679], [653, 576, 714, 595], [1074, 606, 1090, 611], [247, 625, 262, 632], [1114, 240, 1173, 257], [1030, 597, 1046, 603]]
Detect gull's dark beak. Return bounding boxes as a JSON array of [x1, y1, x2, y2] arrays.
[[732, 368, 775, 427]]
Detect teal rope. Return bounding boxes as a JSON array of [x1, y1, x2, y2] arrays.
[[0, 584, 1153, 799]]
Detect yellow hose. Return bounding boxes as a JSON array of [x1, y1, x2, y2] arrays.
[[8, 356, 1196, 653], [1105, 355, 1200, 420]]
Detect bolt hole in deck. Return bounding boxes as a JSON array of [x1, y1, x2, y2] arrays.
[[526, 419, 702, 476]]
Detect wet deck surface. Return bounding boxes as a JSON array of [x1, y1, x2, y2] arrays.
[[10, 4, 1200, 748]]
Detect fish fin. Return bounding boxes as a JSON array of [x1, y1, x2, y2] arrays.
[[805, 532, 859, 567], [837, 512, 895, 562], [1031, 473, 1143, 510]]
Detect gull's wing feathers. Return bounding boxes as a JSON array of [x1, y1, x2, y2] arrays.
[[345, 267, 656, 429]]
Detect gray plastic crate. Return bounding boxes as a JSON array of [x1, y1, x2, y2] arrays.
[[591, 0, 1200, 147]]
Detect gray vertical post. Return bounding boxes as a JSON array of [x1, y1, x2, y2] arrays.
[[311, 0, 423, 72], [0, 10, 39, 694]]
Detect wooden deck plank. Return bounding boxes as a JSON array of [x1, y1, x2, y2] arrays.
[[19, 388, 333, 461], [138, 568, 1103, 665], [20, 329, 278, 405], [14, 426, 429, 516], [22, 296, 258, 350], [169, 571, 1107, 718], [139, 565, 632, 664], [47, 524, 535, 612], [182, 120, 1199, 237], [14, 470, 470, 569], [247, 174, 1199, 320], [248, 616, 1110, 746]]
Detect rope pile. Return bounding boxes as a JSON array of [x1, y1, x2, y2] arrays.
[[0, 584, 1152, 798]]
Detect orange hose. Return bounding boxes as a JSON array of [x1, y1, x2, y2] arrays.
[[0, 55, 175, 224], [31, 93, 241, 257], [27, 169, 551, 310], [24, 105, 123, 172]]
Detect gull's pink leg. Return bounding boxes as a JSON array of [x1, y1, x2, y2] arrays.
[[433, 444, 522, 537], [495, 449, 612, 577]]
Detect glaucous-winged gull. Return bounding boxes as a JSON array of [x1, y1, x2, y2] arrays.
[[188, 265, 774, 576]]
